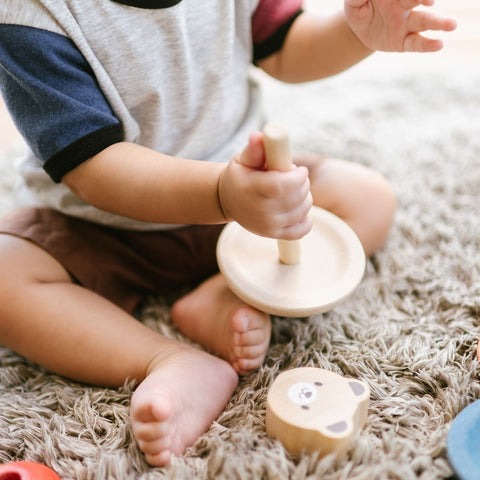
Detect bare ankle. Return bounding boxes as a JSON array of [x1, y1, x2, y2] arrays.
[[143, 341, 193, 379]]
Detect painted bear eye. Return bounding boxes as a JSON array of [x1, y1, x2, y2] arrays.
[[314, 382, 323, 387], [301, 405, 310, 410]]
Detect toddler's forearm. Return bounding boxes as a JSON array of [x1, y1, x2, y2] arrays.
[[63, 142, 227, 226], [258, 11, 372, 84]]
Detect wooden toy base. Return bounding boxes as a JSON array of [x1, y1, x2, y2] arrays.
[[217, 207, 366, 317], [266, 368, 370, 457]]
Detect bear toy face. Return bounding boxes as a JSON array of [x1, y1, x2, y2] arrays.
[[266, 367, 370, 457]]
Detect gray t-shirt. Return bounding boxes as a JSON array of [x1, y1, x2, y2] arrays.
[[0, 0, 302, 229]]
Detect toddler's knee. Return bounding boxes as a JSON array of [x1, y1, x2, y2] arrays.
[[359, 172, 396, 255], [374, 172, 396, 223], [170, 297, 187, 329], [0, 233, 70, 285]]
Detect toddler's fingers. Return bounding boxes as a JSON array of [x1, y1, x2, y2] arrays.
[[403, 32, 444, 52], [400, 0, 433, 8], [257, 165, 310, 200], [407, 11, 457, 34], [279, 184, 313, 219], [277, 215, 313, 241]]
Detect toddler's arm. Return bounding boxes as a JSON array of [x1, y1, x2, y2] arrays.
[[63, 133, 313, 241], [258, 1, 456, 83], [63, 142, 226, 226]]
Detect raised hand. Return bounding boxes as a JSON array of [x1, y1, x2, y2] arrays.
[[344, 0, 457, 52]]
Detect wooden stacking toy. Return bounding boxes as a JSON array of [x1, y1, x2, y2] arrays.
[[266, 367, 370, 456], [217, 123, 366, 317]]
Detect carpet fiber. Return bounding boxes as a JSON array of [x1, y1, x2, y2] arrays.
[[0, 65, 479, 479]]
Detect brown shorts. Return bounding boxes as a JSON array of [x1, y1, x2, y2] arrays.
[[0, 207, 224, 313]]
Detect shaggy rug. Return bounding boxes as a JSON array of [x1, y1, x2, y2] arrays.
[[0, 63, 479, 479]]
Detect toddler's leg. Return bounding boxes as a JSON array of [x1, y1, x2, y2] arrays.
[[171, 274, 271, 376], [171, 133, 273, 376], [294, 154, 396, 256], [0, 234, 238, 466]]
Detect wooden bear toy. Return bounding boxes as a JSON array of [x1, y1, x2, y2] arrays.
[[266, 367, 370, 456]]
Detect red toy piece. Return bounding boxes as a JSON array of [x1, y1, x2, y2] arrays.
[[0, 462, 61, 480]]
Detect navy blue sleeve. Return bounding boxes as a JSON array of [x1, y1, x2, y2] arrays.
[[0, 24, 123, 183]]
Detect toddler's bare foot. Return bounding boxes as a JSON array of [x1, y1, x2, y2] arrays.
[[171, 274, 271, 376], [130, 347, 238, 466]]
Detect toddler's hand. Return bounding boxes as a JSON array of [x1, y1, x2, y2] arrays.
[[218, 131, 313, 240], [344, 0, 457, 52]]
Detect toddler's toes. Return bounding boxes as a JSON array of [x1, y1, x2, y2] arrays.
[[138, 435, 172, 456], [233, 343, 267, 364], [230, 307, 271, 375], [145, 449, 173, 467], [234, 357, 266, 376]]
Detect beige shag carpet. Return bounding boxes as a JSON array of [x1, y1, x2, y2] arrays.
[[0, 64, 479, 479]]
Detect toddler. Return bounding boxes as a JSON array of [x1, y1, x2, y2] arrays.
[[0, 0, 455, 466]]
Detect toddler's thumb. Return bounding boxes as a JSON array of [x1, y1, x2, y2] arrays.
[[235, 131, 266, 170]]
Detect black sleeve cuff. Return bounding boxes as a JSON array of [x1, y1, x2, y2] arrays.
[[253, 9, 303, 63], [44, 123, 124, 183]]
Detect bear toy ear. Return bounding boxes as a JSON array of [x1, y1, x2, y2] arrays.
[[326, 420, 350, 434], [348, 381, 366, 397]]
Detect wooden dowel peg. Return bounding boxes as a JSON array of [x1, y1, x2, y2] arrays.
[[262, 123, 301, 265]]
